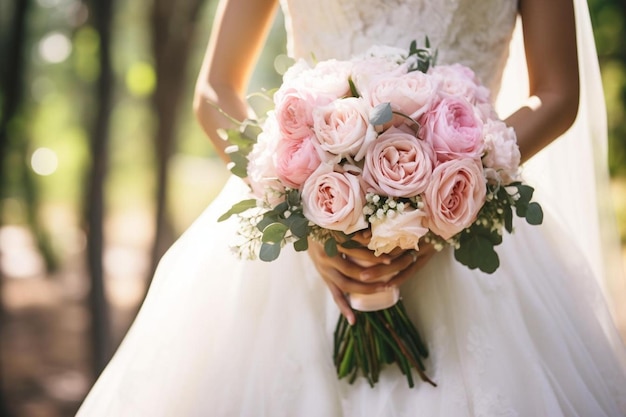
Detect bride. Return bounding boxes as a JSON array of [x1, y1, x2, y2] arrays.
[[77, 0, 626, 415]]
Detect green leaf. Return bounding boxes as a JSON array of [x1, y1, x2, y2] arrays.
[[223, 126, 256, 150], [340, 239, 364, 249], [294, 238, 309, 252], [504, 205, 514, 234], [227, 151, 249, 178], [348, 78, 360, 98], [286, 215, 309, 238], [287, 189, 301, 207], [261, 222, 289, 243], [242, 122, 262, 141], [217, 199, 257, 222], [256, 214, 277, 232], [324, 237, 339, 257], [370, 102, 393, 125], [516, 184, 534, 205], [525, 202, 543, 225], [270, 201, 290, 216], [454, 234, 500, 273], [259, 242, 281, 262]]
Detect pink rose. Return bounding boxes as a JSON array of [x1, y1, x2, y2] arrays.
[[368, 208, 429, 256], [364, 71, 438, 122], [362, 126, 435, 197], [424, 158, 486, 240], [301, 164, 368, 234], [351, 47, 410, 94], [481, 120, 521, 185], [247, 113, 286, 203], [420, 96, 484, 163], [312, 97, 376, 161], [274, 88, 333, 141], [274, 134, 322, 190], [282, 59, 353, 99], [429, 64, 490, 104]]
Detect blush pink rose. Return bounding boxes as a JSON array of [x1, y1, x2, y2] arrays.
[[367, 208, 429, 256], [275, 134, 322, 189], [424, 158, 486, 240], [420, 96, 484, 163], [481, 120, 521, 185], [429, 64, 490, 104], [282, 59, 353, 99], [364, 71, 438, 122], [312, 97, 376, 161], [362, 126, 435, 197], [246, 113, 286, 204], [301, 163, 368, 234], [274, 88, 333, 141]]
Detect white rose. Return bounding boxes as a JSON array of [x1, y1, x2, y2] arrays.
[[367, 208, 429, 256]]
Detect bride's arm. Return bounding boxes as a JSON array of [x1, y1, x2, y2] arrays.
[[506, 0, 579, 162], [193, 0, 279, 163]]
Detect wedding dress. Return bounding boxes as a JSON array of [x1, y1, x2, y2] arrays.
[[76, 0, 626, 416]]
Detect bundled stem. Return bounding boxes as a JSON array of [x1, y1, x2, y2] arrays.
[[333, 301, 436, 388]]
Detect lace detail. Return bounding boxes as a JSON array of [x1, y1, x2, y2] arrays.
[[279, 0, 518, 94]]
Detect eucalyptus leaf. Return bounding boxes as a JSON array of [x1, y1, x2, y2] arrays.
[[259, 242, 281, 262], [261, 222, 289, 243], [370, 102, 393, 126], [270, 201, 290, 217], [224, 127, 255, 149], [454, 235, 500, 274], [227, 151, 249, 178], [242, 122, 262, 141], [516, 184, 534, 205], [525, 202, 544, 225], [287, 189, 301, 206], [218, 199, 257, 222], [287, 215, 309, 238], [256, 214, 277, 232], [294, 238, 309, 252], [340, 239, 364, 249], [324, 237, 339, 257], [504, 205, 514, 234]]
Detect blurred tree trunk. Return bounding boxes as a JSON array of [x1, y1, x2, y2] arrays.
[[0, 1, 31, 415], [84, 0, 115, 374], [147, 0, 208, 278], [0, 0, 58, 274]]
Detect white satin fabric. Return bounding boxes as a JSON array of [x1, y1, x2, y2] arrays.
[[76, 0, 626, 416]]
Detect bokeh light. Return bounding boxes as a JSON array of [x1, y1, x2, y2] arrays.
[[39, 32, 72, 64], [31, 147, 59, 176], [126, 61, 156, 97]]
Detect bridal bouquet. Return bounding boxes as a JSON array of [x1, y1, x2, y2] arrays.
[[218, 40, 542, 388]]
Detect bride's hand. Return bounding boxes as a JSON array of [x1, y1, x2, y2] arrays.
[[307, 231, 437, 324]]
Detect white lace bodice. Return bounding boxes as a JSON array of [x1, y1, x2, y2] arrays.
[[279, 0, 518, 94]]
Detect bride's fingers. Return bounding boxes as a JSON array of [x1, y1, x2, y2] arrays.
[[338, 247, 393, 266], [385, 249, 436, 288], [326, 281, 355, 325], [323, 264, 387, 294], [309, 238, 384, 293], [343, 229, 371, 246], [358, 250, 416, 282]]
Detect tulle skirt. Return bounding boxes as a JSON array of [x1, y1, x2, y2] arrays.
[[76, 176, 626, 417]]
